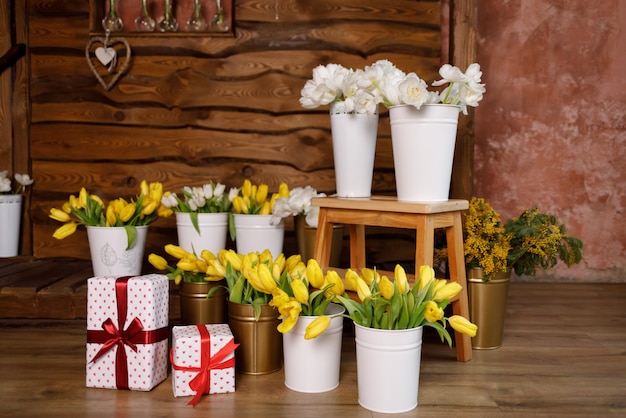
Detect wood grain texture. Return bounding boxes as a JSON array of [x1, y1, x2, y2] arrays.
[[0, 279, 624, 416], [18, 0, 474, 264]]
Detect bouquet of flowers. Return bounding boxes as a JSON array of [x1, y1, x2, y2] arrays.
[[148, 244, 224, 285], [300, 60, 486, 115], [49, 180, 172, 248], [0, 170, 33, 194], [462, 197, 583, 280], [335, 264, 478, 346], [160, 181, 238, 233], [270, 185, 326, 227]]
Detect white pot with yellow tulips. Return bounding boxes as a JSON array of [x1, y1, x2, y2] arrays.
[[335, 265, 478, 414], [49, 180, 172, 277], [230, 179, 289, 256], [0, 171, 33, 257]]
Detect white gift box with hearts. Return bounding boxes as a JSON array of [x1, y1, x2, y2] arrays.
[[171, 324, 237, 399], [86, 274, 169, 391]]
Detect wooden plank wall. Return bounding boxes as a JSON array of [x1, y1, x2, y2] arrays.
[[24, 0, 474, 269]]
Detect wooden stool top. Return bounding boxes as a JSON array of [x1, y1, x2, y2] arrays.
[[311, 196, 469, 214]]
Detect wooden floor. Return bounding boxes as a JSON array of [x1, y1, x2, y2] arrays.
[[0, 258, 625, 417]]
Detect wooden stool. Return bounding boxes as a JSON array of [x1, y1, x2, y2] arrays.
[[312, 196, 472, 362]]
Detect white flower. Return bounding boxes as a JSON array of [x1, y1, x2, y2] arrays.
[[161, 192, 179, 208], [433, 63, 486, 114], [228, 187, 239, 202], [269, 186, 326, 226], [397, 73, 429, 108], [300, 63, 351, 109], [1, 171, 34, 194], [0, 177, 10, 193]]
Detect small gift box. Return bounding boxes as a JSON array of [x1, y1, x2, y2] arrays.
[[86, 274, 169, 391], [171, 324, 239, 406]]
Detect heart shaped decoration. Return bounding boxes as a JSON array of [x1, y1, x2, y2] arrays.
[[85, 36, 132, 91], [95, 47, 116, 67]]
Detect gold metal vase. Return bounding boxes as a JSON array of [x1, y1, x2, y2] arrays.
[[468, 267, 511, 350], [294, 215, 343, 266], [227, 301, 283, 375], [179, 280, 228, 325]]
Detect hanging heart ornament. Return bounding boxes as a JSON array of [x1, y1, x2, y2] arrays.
[[85, 36, 131, 91]]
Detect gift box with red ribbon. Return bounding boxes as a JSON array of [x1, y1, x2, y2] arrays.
[[171, 324, 239, 406], [86, 274, 169, 391]]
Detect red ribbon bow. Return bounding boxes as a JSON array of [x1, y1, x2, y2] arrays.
[[171, 324, 239, 407], [87, 276, 169, 390]]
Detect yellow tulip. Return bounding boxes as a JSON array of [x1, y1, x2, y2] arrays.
[[305, 315, 331, 340], [141, 198, 158, 216], [119, 202, 136, 222], [231, 196, 245, 214], [148, 254, 168, 270], [424, 301, 444, 323], [259, 201, 271, 215], [49, 208, 70, 223], [394, 264, 409, 293], [78, 188, 88, 208], [68, 195, 80, 210], [177, 257, 199, 272], [344, 269, 359, 291], [195, 257, 208, 273], [241, 179, 252, 198], [306, 259, 325, 289], [61, 202, 71, 213], [276, 301, 302, 334], [148, 181, 163, 201], [289, 261, 306, 281], [278, 182, 290, 198], [257, 263, 278, 294], [259, 249, 273, 265], [272, 253, 286, 278], [206, 260, 226, 278], [140, 180, 149, 196], [284, 254, 300, 271], [433, 281, 463, 302], [361, 267, 380, 285], [354, 275, 371, 301], [270, 288, 290, 307], [200, 249, 216, 263], [219, 249, 242, 271], [165, 244, 188, 260], [157, 205, 173, 218], [52, 222, 77, 240], [256, 184, 268, 204], [290, 278, 309, 304], [418, 265, 435, 291], [324, 270, 344, 297], [379, 276, 395, 299], [105, 204, 117, 226], [448, 315, 478, 337], [174, 274, 182, 285], [90, 194, 104, 207]]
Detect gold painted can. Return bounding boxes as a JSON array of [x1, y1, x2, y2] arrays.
[[228, 301, 283, 375], [468, 268, 511, 350], [179, 280, 228, 325], [294, 215, 344, 266]]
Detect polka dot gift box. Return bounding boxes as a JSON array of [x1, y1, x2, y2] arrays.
[[86, 274, 169, 391], [171, 324, 239, 407]]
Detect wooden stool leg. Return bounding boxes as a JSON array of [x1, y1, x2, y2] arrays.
[[349, 224, 366, 270], [415, 214, 435, 270], [446, 212, 472, 362], [313, 208, 333, 268]]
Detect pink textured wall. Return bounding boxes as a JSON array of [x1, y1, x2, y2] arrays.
[[475, 0, 626, 282]]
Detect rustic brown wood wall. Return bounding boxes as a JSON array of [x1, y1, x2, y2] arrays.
[[22, 0, 475, 269]]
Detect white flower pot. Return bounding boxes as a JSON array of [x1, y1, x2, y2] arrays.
[[283, 304, 345, 393], [330, 103, 379, 198], [0, 195, 23, 257], [355, 324, 423, 413], [87, 226, 148, 277], [233, 214, 284, 256], [389, 104, 460, 202], [175, 212, 229, 255]]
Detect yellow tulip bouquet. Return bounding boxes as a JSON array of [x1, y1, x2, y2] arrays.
[[335, 264, 478, 346], [148, 244, 223, 284], [49, 180, 173, 248]]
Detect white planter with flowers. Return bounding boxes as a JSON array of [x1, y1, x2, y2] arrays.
[[0, 171, 33, 257]]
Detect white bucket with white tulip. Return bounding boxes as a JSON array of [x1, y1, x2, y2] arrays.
[[389, 104, 460, 202]]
